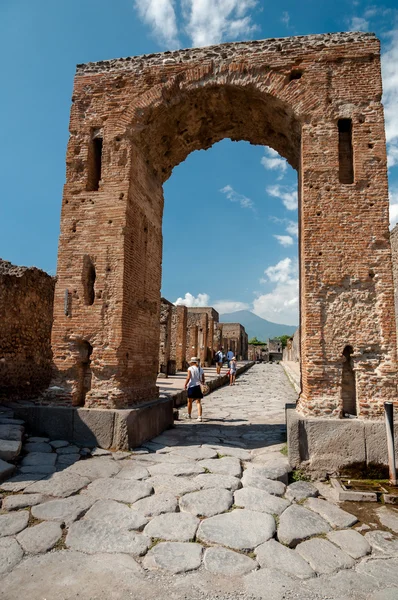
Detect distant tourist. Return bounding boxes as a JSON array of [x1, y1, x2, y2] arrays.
[[215, 348, 224, 374], [229, 356, 237, 385], [227, 348, 234, 367], [184, 357, 205, 421]]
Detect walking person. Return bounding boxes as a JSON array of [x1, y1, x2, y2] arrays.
[[229, 356, 237, 386], [215, 348, 224, 375], [227, 348, 234, 368], [184, 357, 205, 421]]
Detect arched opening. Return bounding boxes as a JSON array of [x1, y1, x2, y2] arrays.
[[74, 340, 93, 407], [341, 345, 356, 416]]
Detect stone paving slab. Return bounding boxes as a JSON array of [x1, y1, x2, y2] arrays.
[[180, 487, 233, 517], [84, 499, 148, 530], [285, 481, 319, 502], [56, 445, 80, 454], [295, 538, 355, 574], [244, 567, 297, 600], [143, 512, 199, 541], [208, 445, 252, 461], [305, 497, 358, 528], [147, 462, 205, 477], [364, 530, 398, 556], [277, 504, 331, 548], [0, 537, 24, 576], [197, 509, 275, 551], [49, 440, 69, 449], [23, 442, 52, 453], [145, 475, 201, 496], [24, 471, 90, 498], [143, 541, 203, 574], [0, 473, 47, 492], [0, 511, 29, 537], [0, 458, 15, 481], [19, 464, 56, 474], [16, 521, 63, 554], [171, 446, 219, 460], [376, 506, 398, 534], [197, 457, 242, 478], [0, 425, 23, 442], [83, 477, 153, 503], [67, 457, 120, 480], [356, 557, 398, 587], [234, 486, 290, 515], [303, 568, 380, 599], [56, 454, 80, 467], [193, 473, 241, 491], [255, 539, 315, 579], [2, 493, 47, 511], [0, 440, 22, 461], [132, 493, 178, 517], [66, 520, 151, 555], [241, 470, 286, 496], [327, 529, 371, 559], [31, 495, 95, 526], [115, 464, 150, 480], [245, 465, 289, 485], [204, 547, 257, 576]]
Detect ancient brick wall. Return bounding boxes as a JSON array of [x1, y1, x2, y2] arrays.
[[219, 323, 247, 359], [390, 225, 398, 339], [0, 260, 55, 400], [51, 32, 397, 416], [159, 298, 175, 375], [170, 305, 187, 371], [283, 329, 300, 362]]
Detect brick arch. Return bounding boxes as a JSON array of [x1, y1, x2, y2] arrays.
[[50, 33, 397, 432]]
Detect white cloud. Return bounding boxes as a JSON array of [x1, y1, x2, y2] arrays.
[[134, 0, 180, 48], [174, 292, 210, 306], [253, 258, 299, 325], [261, 147, 287, 179], [390, 189, 398, 228], [182, 0, 259, 47], [349, 16, 369, 31], [220, 184, 255, 211], [213, 300, 250, 314], [274, 235, 293, 247], [381, 28, 398, 167], [286, 221, 298, 237], [266, 184, 298, 211]]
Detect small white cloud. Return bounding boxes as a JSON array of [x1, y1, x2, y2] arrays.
[[220, 184, 255, 211], [387, 142, 398, 169], [261, 147, 287, 178], [253, 258, 299, 325], [263, 257, 295, 283], [174, 292, 210, 307], [281, 11, 290, 27], [212, 300, 250, 314], [390, 189, 398, 228], [349, 16, 369, 31], [266, 185, 298, 211], [286, 221, 298, 237], [134, 0, 180, 48], [274, 235, 294, 247], [382, 29, 398, 166]]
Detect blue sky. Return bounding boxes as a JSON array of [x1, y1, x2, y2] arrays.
[[1, 1, 397, 326]]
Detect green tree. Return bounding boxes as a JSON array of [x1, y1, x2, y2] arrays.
[[276, 335, 291, 348], [248, 337, 266, 345]]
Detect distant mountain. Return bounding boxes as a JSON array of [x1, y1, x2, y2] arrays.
[[219, 310, 297, 341]]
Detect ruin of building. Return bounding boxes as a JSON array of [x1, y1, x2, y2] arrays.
[[214, 323, 248, 360], [283, 328, 300, 363]]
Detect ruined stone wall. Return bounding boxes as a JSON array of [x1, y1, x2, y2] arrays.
[[159, 298, 175, 375], [0, 260, 55, 400], [219, 323, 247, 359], [248, 344, 268, 361], [283, 328, 301, 362], [186, 308, 219, 365], [170, 305, 187, 371]]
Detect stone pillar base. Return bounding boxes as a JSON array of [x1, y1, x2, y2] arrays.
[[286, 405, 398, 477], [12, 397, 174, 451]]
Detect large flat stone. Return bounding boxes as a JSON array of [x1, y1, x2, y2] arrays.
[[32, 495, 95, 525], [170, 446, 218, 460], [112, 397, 174, 450], [23, 442, 52, 453], [277, 504, 331, 548], [198, 457, 242, 477], [0, 458, 15, 481], [49, 440, 70, 449], [115, 464, 150, 480], [0, 511, 29, 537], [0, 424, 23, 441], [17, 521, 63, 554], [67, 457, 120, 481], [147, 462, 205, 477], [285, 481, 319, 502], [304, 568, 379, 599], [19, 464, 56, 474], [66, 520, 151, 555], [73, 408, 115, 448], [364, 530, 398, 556], [234, 486, 290, 515], [241, 470, 286, 496], [0, 439, 22, 461], [245, 465, 288, 485], [204, 547, 257, 576], [56, 453, 80, 467], [2, 493, 46, 511], [255, 539, 315, 579], [24, 471, 90, 498], [180, 487, 233, 517], [145, 475, 200, 496], [84, 499, 148, 530], [305, 497, 358, 528], [327, 529, 371, 559], [83, 477, 152, 503], [144, 512, 199, 542], [197, 509, 275, 551], [356, 557, 398, 587], [0, 537, 24, 575], [295, 538, 355, 574], [14, 406, 74, 441], [0, 472, 46, 492], [143, 541, 203, 574], [132, 493, 178, 517], [376, 506, 398, 533], [194, 473, 241, 491], [21, 452, 57, 467], [56, 445, 80, 454], [209, 445, 252, 461]]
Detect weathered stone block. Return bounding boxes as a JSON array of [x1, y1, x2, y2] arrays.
[[73, 409, 115, 448], [113, 397, 173, 450]]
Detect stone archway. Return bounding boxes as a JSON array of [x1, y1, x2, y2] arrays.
[[50, 32, 397, 442]]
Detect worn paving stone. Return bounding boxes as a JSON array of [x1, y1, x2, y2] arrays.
[[66, 520, 151, 555], [241, 470, 286, 496], [147, 462, 205, 477], [197, 509, 275, 551], [285, 481, 319, 502], [112, 451, 131, 460], [303, 568, 379, 599], [209, 445, 252, 461], [83, 478, 152, 504], [24, 471, 90, 498], [132, 493, 178, 517], [0, 439, 22, 461], [0, 425, 23, 441], [134, 453, 192, 465], [143, 541, 203, 574], [23, 442, 52, 453], [327, 529, 371, 559], [356, 557, 398, 587], [32, 495, 95, 526], [49, 440, 69, 449], [364, 530, 398, 556], [91, 448, 112, 457], [277, 504, 331, 548], [376, 506, 398, 534], [244, 568, 297, 600], [17, 521, 63, 554], [56, 454, 80, 467], [27, 437, 49, 443], [0, 511, 29, 537], [194, 473, 241, 491], [0, 458, 15, 481], [0, 537, 24, 575], [144, 512, 199, 541], [204, 546, 257, 576], [0, 473, 46, 492], [19, 464, 56, 474], [145, 475, 200, 496], [115, 464, 150, 480], [180, 487, 233, 517], [171, 446, 218, 460], [56, 445, 80, 454], [21, 452, 57, 467], [67, 457, 120, 481], [197, 457, 242, 478], [295, 538, 355, 574], [2, 493, 46, 511], [234, 486, 290, 515], [255, 539, 315, 579], [84, 499, 148, 530], [245, 465, 289, 485], [305, 497, 358, 528], [367, 588, 398, 600]]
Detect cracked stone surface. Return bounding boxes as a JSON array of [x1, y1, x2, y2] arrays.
[[277, 504, 331, 547], [31, 495, 95, 526], [326, 529, 371, 559], [305, 497, 358, 528], [0, 537, 24, 575], [285, 481, 319, 502], [197, 509, 275, 551], [143, 542, 203, 574], [241, 470, 286, 496], [0, 511, 29, 537], [115, 464, 150, 480], [193, 473, 241, 491], [67, 457, 120, 480], [255, 539, 315, 579], [84, 499, 149, 530], [66, 520, 151, 555], [295, 538, 355, 574], [364, 530, 398, 556], [2, 493, 46, 511], [234, 486, 290, 515], [16, 521, 63, 554], [83, 477, 153, 503], [132, 493, 178, 517], [197, 457, 242, 478], [143, 512, 199, 541], [24, 471, 90, 498], [180, 487, 233, 517], [204, 547, 257, 576]]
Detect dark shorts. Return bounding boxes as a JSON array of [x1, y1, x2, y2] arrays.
[[187, 384, 203, 399]]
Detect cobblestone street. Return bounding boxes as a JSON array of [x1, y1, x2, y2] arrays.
[[1, 364, 398, 600]]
